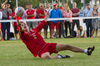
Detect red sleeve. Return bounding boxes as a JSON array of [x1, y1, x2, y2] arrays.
[[20, 31, 26, 40], [33, 20, 46, 32], [12, 12, 15, 18]]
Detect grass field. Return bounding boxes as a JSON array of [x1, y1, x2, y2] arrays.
[[0, 33, 100, 66]]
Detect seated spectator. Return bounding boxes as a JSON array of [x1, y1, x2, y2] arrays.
[[77, 26, 87, 38], [0, 10, 3, 41], [91, 5, 100, 38]]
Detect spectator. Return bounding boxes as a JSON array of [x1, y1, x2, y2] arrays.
[[37, 4, 47, 35], [26, 4, 36, 30], [62, 6, 73, 37], [1, 1, 12, 40], [91, 5, 100, 38], [77, 26, 87, 38], [34, 7, 39, 19], [24, 3, 29, 19], [12, 7, 22, 40], [44, 3, 52, 39], [0, 10, 4, 41], [59, 6, 65, 38], [71, 2, 80, 35], [50, 4, 62, 38], [83, 3, 93, 37]]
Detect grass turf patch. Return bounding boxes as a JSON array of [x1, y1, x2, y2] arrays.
[[0, 34, 100, 66]]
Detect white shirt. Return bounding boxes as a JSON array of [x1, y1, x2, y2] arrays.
[[83, 8, 93, 17], [46, 8, 52, 13], [0, 11, 2, 19]]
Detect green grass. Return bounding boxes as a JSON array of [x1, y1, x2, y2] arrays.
[[0, 33, 100, 66]]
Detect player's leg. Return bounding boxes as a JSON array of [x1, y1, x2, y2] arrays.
[[56, 44, 95, 55], [56, 44, 84, 53], [41, 52, 58, 59], [41, 52, 70, 59]]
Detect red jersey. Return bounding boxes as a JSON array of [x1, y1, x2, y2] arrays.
[[26, 9, 35, 19], [37, 9, 47, 18], [20, 21, 46, 58], [71, 8, 80, 17]]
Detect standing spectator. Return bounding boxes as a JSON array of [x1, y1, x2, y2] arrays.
[[24, 4, 29, 19], [0, 10, 4, 41], [83, 3, 93, 37], [35, 7, 39, 19], [44, 3, 52, 39], [12, 7, 22, 40], [59, 6, 65, 38], [50, 4, 62, 38], [71, 2, 80, 35], [26, 4, 36, 30], [62, 6, 73, 37], [37, 4, 47, 35], [91, 5, 99, 38], [1, 1, 12, 40]]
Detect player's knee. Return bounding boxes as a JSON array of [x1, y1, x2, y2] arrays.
[[41, 53, 51, 59], [65, 45, 72, 50]]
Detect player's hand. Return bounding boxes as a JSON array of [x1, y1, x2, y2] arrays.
[[6, 9, 9, 12], [5, 0, 7, 3], [17, 20, 21, 26]]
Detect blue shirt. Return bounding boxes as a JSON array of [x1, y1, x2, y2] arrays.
[[83, 8, 93, 17], [50, 8, 62, 23]]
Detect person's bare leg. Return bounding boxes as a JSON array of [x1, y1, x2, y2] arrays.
[[0, 30, 3, 39], [41, 52, 58, 59], [56, 44, 84, 53], [15, 34, 18, 40], [95, 29, 98, 37], [56, 29, 59, 38], [91, 29, 95, 37], [44, 29, 47, 38], [51, 29, 54, 38]]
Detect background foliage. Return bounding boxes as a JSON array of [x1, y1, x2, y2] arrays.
[[0, 0, 90, 11]]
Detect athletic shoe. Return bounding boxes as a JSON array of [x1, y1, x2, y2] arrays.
[[1, 39, 4, 41], [57, 54, 70, 58], [87, 46, 95, 55]]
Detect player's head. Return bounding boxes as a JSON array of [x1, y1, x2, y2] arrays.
[[26, 3, 29, 9], [46, 3, 50, 8], [20, 22, 29, 32], [86, 3, 90, 9], [53, 4, 57, 10], [29, 4, 32, 10], [78, 26, 83, 32], [6, 2, 10, 8], [40, 4, 44, 10], [73, 2, 77, 7]]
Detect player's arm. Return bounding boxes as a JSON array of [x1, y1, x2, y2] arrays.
[[26, 14, 35, 17], [1, 0, 7, 9], [17, 20, 23, 32], [34, 13, 49, 32]]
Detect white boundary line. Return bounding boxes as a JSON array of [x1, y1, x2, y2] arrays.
[[0, 16, 100, 22]]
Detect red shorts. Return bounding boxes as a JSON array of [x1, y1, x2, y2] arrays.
[[51, 21, 60, 29], [38, 43, 58, 58], [0, 23, 1, 29]]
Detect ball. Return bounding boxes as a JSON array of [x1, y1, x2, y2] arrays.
[[15, 7, 25, 17]]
